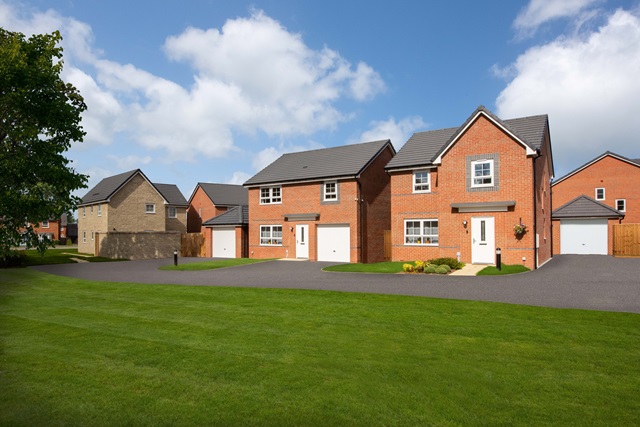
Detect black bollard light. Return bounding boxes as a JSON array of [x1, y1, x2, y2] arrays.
[[174, 249, 178, 266], [495, 247, 501, 271]]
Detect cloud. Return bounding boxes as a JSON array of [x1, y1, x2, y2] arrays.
[[513, 0, 601, 38], [251, 141, 325, 173], [1, 3, 385, 162], [227, 171, 252, 185], [106, 154, 153, 171], [353, 116, 427, 148], [496, 8, 640, 176]]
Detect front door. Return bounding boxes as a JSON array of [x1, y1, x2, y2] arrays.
[[471, 217, 495, 264], [296, 224, 309, 259]]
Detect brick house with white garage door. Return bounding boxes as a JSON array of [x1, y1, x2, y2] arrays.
[[243, 140, 395, 263]]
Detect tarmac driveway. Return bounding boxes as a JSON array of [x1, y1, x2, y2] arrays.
[[32, 255, 640, 313]]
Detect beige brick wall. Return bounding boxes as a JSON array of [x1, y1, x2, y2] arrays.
[[165, 206, 187, 232], [78, 203, 108, 254], [97, 231, 181, 260], [109, 174, 166, 232]]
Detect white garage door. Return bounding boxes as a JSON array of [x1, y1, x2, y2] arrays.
[[317, 225, 350, 262], [560, 219, 608, 255], [212, 227, 236, 258]]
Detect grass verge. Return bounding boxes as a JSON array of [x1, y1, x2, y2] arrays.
[[323, 261, 406, 273], [477, 264, 530, 275], [20, 249, 126, 266], [1, 269, 638, 425], [159, 258, 271, 271]]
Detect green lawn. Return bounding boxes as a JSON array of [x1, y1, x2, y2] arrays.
[[477, 264, 531, 275], [323, 261, 406, 273], [160, 258, 271, 271], [1, 269, 639, 425], [21, 248, 126, 266]]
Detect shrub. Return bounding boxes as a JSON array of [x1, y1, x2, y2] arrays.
[[403, 263, 414, 273], [424, 265, 437, 274], [0, 251, 27, 268], [435, 266, 449, 274], [427, 257, 464, 270], [414, 260, 425, 272], [439, 264, 451, 273]]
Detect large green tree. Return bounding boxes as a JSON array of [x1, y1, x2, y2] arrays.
[[0, 28, 88, 258]]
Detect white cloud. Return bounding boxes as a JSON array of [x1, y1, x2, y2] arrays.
[[496, 8, 640, 176], [1, 3, 385, 163], [514, 0, 601, 38], [227, 171, 252, 185], [106, 154, 152, 171], [251, 141, 325, 173], [353, 116, 427, 148]]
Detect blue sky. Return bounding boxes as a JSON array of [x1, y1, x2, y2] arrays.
[[2, 0, 639, 200]]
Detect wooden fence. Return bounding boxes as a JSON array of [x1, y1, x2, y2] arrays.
[[613, 224, 640, 257], [384, 230, 391, 261], [181, 232, 206, 257]]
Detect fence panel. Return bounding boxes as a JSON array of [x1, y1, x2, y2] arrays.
[[613, 224, 640, 257], [181, 232, 206, 257], [384, 230, 391, 261]]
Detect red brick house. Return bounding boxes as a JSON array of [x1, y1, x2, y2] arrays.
[[243, 139, 395, 263], [551, 152, 639, 255], [385, 106, 553, 269], [187, 183, 248, 257], [30, 218, 61, 242]]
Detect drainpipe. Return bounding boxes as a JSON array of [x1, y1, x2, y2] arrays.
[[356, 178, 363, 264], [533, 148, 541, 269]]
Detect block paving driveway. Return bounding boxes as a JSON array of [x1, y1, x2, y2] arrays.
[[33, 255, 640, 313]]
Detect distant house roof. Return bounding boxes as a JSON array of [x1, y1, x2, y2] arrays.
[[386, 105, 548, 171], [202, 205, 248, 226], [552, 195, 624, 219], [154, 184, 188, 206], [79, 169, 185, 207], [243, 139, 395, 187], [189, 183, 248, 206], [552, 151, 640, 186]]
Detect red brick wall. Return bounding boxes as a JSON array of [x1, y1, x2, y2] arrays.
[[187, 186, 228, 232], [32, 220, 61, 241], [534, 131, 553, 265], [390, 115, 547, 269], [247, 145, 393, 263]]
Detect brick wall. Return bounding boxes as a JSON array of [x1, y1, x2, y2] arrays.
[[96, 231, 181, 260], [390, 115, 547, 269], [108, 174, 166, 232], [166, 206, 187, 232], [78, 203, 108, 254], [187, 186, 228, 232]]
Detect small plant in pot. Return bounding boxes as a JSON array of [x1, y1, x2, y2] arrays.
[[514, 223, 527, 236]]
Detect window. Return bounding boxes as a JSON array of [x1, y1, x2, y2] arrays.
[[168, 207, 177, 218], [41, 220, 49, 228], [260, 225, 282, 246], [83, 207, 86, 218], [91, 231, 94, 241], [97, 204, 102, 216], [595, 188, 605, 200], [323, 181, 338, 201], [616, 199, 626, 212], [145, 203, 156, 214], [260, 186, 282, 204], [82, 231, 86, 243], [404, 220, 439, 245], [413, 171, 431, 193], [471, 160, 494, 187], [90, 206, 93, 215]]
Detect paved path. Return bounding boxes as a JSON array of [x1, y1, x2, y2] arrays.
[[32, 255, 640, 313]]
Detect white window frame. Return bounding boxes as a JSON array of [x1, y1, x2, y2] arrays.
[[260, 186, 282, 205], [616, 199, 626, 212], [168, 207, 177, 218], [471, 159, 494, 187], [41, 220, 49, 228], [82, 231, 86, 243], [90, 206, 93, 215], [260, 225, 283, 246], [404, 219, 439, 246], [413, 171, 431, 193], [145, 203, 156, 214], [97, 204, 102, 217], [595, 188, 605, 201], [82, 207, 86, 218], [91, 231, 94, 241], [323, 181, 338, 201]]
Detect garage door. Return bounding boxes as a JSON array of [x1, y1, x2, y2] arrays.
[[212, 227, 236, 258], [560, 219, 608, 255], [317, 225, 350, 262]]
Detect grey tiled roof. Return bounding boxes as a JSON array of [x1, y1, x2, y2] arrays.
[[80, 169, 139, 205], [202, 205, 248, 226], [194, 183, 248, 206], [553, 151, 640, 185], [552, 195, 624, 219], [386, 105, 548, 170], [154, 184, 188, 206], [244, 139, 394, 186]]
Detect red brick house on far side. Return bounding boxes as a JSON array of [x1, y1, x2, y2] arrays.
[[551, 152, 639, 255], [385, 106, 554, 269], [243, 139, 395, 263]]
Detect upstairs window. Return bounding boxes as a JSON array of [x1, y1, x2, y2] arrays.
[[595, 188, 605, 201], [83, 207, 86, 218], [97, 204, 102, 216], [145, 203, 156, 214], [168, 207, 177, 218], [260, 186, 282, 204], [323, 181, 338, 202], [41, 220, 49, 228], [471, 160, 494, 187], [616, 199, 626, 212], [260, 225, 282, 246], [413, 171, 431, 193]]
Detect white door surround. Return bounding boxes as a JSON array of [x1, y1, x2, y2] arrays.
[[296, 224, 309, 259], [471, 217, 495, 264]]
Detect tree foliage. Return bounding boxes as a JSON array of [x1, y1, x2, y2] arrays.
[[0, 28, 88, 259]]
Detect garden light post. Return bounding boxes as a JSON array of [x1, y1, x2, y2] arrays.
[[174, 249, 178, 266], [495, 247, 501, 271]]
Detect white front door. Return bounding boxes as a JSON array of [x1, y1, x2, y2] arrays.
[[471, 217, 495, 264], [296, 224, 309, 258]]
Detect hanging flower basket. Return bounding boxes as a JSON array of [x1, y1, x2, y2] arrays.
[[513, 223, 527, 236]]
